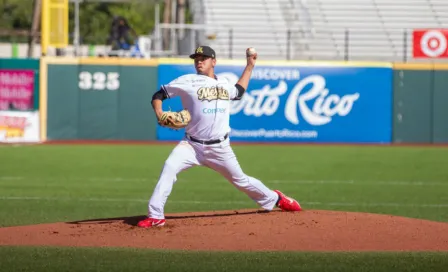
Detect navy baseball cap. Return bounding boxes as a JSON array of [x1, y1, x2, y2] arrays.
[[189, 46, 216, 59]]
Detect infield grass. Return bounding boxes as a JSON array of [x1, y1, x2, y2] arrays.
[[1, 246, 448, 272], [0, 144, 447, 271]]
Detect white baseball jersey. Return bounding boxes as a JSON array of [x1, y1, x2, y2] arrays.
[[161, 73, 239, 140], [147, 73, 280, 220]]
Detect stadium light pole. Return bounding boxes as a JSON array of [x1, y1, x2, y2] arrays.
[[155, 1, 161, 51], [29, 0, 42, 57], [73, 0, 80, 56]]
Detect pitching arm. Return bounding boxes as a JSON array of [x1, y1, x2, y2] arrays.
[[232, 48, 257, 100], [235, 65, 254, 91], [232, 84, 246, 101]]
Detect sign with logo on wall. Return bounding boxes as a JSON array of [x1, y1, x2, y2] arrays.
[[0, 69, 35, 111], [413, 29, 448, 58], [157, 62, 392, 143], [0, 111, 40, 143]]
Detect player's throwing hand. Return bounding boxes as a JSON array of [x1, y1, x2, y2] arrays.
[[246, 47, 257, 67]]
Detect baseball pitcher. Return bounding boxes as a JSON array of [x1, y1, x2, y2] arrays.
[[138, 46, 302, 228]]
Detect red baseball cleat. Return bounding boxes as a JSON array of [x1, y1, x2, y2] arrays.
[[137, 217, 166, 228], [274, 190, 302, 212]]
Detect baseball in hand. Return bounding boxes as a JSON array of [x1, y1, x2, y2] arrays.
[[246, 47, 257, 57]]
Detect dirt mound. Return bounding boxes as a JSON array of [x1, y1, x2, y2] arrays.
[[1, 209, 448, 251]]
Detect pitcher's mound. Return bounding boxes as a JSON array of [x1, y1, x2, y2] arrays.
[[1, 209, 448, 251]]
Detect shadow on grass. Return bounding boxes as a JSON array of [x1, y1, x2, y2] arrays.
[[66, 209, 278, 226]]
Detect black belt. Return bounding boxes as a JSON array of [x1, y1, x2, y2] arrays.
[[187, 133, 228, 145]]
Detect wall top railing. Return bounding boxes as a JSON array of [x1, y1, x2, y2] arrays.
[[3, 23, 448, 62]]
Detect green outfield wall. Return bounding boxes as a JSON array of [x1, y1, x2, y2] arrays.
[[433, 69, 448, 144], [37, 58, 448, 144], [41, 58, 158, 141], [393, 63, 448, 144]]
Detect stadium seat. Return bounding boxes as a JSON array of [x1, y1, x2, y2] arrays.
[[200, 0, 448, 61]]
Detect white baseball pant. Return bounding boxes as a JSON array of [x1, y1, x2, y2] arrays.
[[147, 137, 278, 219]]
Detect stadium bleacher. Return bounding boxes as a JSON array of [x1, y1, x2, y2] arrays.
[[200, 0, 448, 61]]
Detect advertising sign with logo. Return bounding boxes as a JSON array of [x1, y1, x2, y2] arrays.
[[0, 69, 36, 111], [413, 29, 448, 58], [0, 111, 40, 143], [157, 62, 392, 143]]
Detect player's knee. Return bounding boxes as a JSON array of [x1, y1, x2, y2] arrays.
[[230, 174, 248, 184], [162, 159, 179, 174]]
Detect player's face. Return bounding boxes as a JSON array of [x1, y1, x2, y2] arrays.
[[194, 56, 216, 75]]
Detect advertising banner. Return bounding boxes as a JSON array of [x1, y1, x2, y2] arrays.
[[413, 29, 448, 58], [0, 69, 35, 111], [0, 111, 40, 143], [157, 62, 392, 143]]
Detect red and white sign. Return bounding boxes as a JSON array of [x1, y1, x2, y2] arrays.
[[0, 111, 40, 143], [413, 29, 448, 58]]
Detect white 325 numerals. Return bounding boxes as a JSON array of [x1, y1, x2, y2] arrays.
[[79, 71, 120, 91]]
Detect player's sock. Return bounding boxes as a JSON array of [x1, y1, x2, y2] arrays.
[[275, 195, 281, 206]]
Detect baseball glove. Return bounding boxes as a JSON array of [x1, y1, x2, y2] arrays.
[[158, 109, 191, 130]]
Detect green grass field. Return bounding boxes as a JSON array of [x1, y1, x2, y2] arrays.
[[1, 144, 447, 271]]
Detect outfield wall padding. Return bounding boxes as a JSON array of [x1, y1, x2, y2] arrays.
[[393, 64, 448, 144], [45, 59, 158, 141]]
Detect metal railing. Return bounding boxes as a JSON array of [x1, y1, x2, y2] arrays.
[[292, 28, 414, 62], [150, 25, 448, 62], [9, 23, 446, 63]]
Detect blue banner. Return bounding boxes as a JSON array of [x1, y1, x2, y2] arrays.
[[157, 62, 392, 143]]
